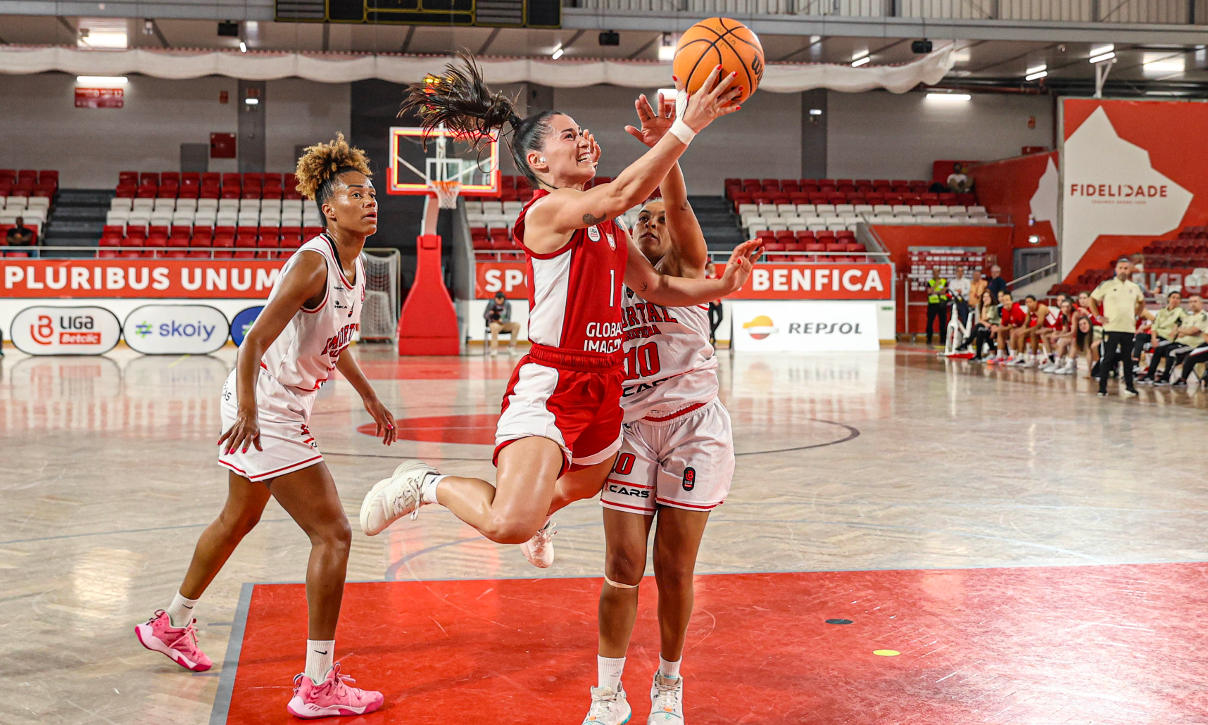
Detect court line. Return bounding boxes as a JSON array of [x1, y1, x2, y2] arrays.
[[210, 581, 254, 725], [0, 517, 294, 547]]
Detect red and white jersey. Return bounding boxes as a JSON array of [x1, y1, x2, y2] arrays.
[[513, 189, 627, 357], [619, 268, 719, 423], [255, 234, 365, 394], [1043, 306, 1066, 330]]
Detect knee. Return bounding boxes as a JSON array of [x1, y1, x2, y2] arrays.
[[311, 518, 352, 551], [652, 554, 695, 593], [605, 547, 646, 586], [219, 509, 262, 538], [482, 514, 541, 545]]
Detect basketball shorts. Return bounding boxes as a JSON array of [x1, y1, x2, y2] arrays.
[[217, 368, 323, 482], [494, 353, 624, 475], [601, 399, 735, 516]]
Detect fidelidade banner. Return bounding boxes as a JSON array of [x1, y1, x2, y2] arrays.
[[1061, 99, 1207, 281]]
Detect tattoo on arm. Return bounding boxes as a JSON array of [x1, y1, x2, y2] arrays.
[[582, 212, 607, 225]]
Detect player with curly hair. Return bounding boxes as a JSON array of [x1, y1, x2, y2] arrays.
[[135, 134, 392, 719]]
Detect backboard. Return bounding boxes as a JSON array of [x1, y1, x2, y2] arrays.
[[386, 125, 501, 198]]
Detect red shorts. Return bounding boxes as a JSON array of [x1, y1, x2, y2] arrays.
[[493, 344, 624, 475]]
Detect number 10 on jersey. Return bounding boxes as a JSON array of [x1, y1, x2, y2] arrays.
[[623, 342, 662, 380]]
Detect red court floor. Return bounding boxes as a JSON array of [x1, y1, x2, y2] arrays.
[[220, 562, 1208, 724]]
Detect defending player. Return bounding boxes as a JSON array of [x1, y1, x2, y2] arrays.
[[135, 135, 391, 719], [580, 93, 736, 725], [359, 52, 761, 568]]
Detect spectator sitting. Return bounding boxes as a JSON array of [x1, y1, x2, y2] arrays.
[[1072, 291, 1105, 378], [1135, 291, 1183, 383], [970, 290, 1000, 361], [991, 290, 1025, 363], [1169, 303, 1208, 388], [986, 264, 1007, 303], [1042, 298, 1078, 374], [1152, 293, 1208, 386], [946, 163, 973, 193], [5, 216, 35, 246], [1007, 294, 1049, 367], [483, 291, 520, 356], [1072, 314, 1101, 378]]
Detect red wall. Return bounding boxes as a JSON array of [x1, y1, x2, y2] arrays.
[[969, 151, 1058, 251], [871, 224, 1015, 332]]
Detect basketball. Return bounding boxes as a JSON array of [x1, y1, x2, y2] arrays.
[[673, 17, 765, 105]]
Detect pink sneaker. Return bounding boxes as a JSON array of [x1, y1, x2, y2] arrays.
[[134, 609, 212, 672], [286, 662, 384, 719]]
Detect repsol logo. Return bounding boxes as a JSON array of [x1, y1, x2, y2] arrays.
[[787, 322, 863, 335]]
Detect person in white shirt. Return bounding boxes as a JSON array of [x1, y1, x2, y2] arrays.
[[946, 163, 972, 193]]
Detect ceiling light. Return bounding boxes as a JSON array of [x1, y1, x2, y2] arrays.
[[76, 75, 128, 86], [1090, 50, 1116, 64], [1024, 67, 1047, 81], [1143, 56, 1184, 74], [851, 53, 870, 68], [809, 35, 821, 43], [239, 40, 247, 53], [244, 97, 259, 105], [1027, 235, 1040, 245], [77, 18, 128, 49], [808, 108, 823, 116], [551, 44, 564, 60], [925, 92, 972, 103]]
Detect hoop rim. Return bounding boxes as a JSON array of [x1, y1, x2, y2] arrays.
[[430, 179, 463, 209]]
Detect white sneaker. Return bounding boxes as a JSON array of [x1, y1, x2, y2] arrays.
[[648, 673, 684, 724], [1060, 361, 1077, 375], [582, 686, 631, 725], [520, 520, 557, 568], [1040, 361, 1057, 373], [359, 460, 438, 536], [1007, 356, 1025, 367]]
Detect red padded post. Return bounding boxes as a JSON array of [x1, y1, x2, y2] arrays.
[[397, 233, 459, 355]]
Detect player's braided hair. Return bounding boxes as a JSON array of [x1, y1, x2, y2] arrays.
[[294, 133, 373, 226], [399, 50, 558, 188]]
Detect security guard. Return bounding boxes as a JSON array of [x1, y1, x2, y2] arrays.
[[925, 268, 948, 346]]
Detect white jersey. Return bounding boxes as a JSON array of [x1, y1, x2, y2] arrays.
[[255, 234, 365, 395], [619, 281, 719, 423]]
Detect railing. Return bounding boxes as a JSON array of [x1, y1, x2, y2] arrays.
[[1007, 261, 1058, 289]]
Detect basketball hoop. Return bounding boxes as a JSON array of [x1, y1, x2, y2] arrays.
[[430, 179, 462, 209]]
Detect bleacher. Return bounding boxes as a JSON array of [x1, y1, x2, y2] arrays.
[[100, 171, 322, 259], [1048, 224, 1208, 298], [0, 169, 58, 249]]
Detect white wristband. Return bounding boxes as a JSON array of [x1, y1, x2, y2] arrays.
[[669, 118, 696, 146]]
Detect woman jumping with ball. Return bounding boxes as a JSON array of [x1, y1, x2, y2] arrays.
[[359, 52, 761, 572]]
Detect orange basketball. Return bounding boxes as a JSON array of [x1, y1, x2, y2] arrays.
[[673, 18, 765, 105]]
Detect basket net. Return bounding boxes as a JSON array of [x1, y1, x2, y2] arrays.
[[431, 179, 463, 209]]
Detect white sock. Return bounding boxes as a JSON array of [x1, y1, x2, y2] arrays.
[[658, 656, 681, 680], [166, 591, 198, 628], [597, 655, 625, 691], [420, 473, 446, 505], [305, 640, 335, 685]]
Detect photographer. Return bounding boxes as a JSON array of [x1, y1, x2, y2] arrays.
[[483, 290, 520, 355]]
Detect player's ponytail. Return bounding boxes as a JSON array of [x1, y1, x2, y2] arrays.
[[294, 132, 373, 227], [400, 50, 558, 188]]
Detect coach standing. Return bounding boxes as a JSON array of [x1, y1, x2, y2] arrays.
[[1086, 257, 1145, 397]]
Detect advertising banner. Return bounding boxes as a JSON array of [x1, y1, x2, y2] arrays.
[[10, 305, 122, 355], [729, 300, 880, 352], [475, 262, 528, 298], [1061, 99, 1207, 281], [122, 304, 231, 355], [230, 306, 264, 346], [969, 151, 1059, 250], [473, 261, 894, 301], [74, 87, 124, 109], [1, 259, 285, 299]]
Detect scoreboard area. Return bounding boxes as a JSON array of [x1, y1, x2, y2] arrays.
[[277, 0, 561, 27]]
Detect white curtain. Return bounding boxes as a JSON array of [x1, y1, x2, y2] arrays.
[[0, 44, 954, 93]]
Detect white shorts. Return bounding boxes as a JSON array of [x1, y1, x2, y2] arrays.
[[601, 399, 734, 516], [217, 369, 323, 482]]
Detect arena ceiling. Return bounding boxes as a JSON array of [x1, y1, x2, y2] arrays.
[[1, 14, 1206, 95]]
